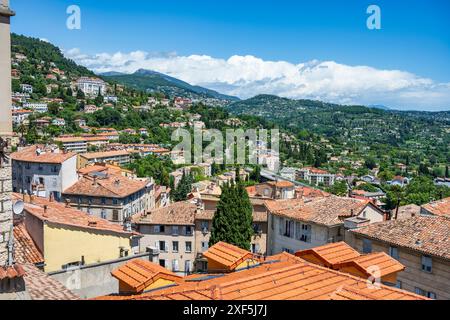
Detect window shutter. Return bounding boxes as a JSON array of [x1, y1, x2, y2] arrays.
[[165, 243, 169, 252]]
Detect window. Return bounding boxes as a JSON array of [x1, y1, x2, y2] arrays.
[[101, 198, 106, 205], [112, 210, 119, 221], [173, 241, 179, 253], [51, 166, 58, 173], [201, 241, 209, 252], [421, 256, 432, 273], [185, 260, 191, 274], [172, 260, 179, 272], [201, 221, 209, 231], [396, 280, 402, 289], [362, 239, 372, 254], [185, 241, 192, 253], [113, 199, 118, 205], [185, 226, 193, 236], [101, 209, 107, 220], [389, 246, 399, 260], [284, 220, 294, 238], [252, 243, 260, 254], [159, 241, 167, 252], [172, 226, 179, 236], [159, 259, 166, 268], [295, 222, 311, 243], [154, 225, 165, 233], [282, 248, 294, 254], [253, 223, 261, 234], [415, 287, 436, 299]]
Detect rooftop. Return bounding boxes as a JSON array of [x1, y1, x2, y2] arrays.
[[10, 145, 76, 164], [13, 194, 139, 237], [265, 196, 372, 227], [13, 223, 44, 265], [80, 150, 130, 160], [351, 215, 450, 261], [202, 242, 258, 272], [63, 172, 149, 199], [111, 259, 182, 293], [421, 197, 450, 216], [95, 247, 426, 301], [334, 252, 405, 278], [22, 264, 79, 300], [295, 242, 360, 267], [133, 201, 197, 226]]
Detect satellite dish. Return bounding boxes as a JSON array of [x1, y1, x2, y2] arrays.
[[13, 200, 24, 215]]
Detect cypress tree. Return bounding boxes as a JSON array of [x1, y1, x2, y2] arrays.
[[209, 180, 254, 250]]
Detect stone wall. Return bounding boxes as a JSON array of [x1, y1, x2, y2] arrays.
[[0, 158, 12, 266]]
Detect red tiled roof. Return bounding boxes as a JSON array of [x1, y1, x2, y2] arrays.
[[13, 194, 139, 237], [351, 215, 450, 261], [295, 242, 361, 267], [265, 196, 372, 227], [203, 242, 258, 271], [63, 173, 149, 198], [95, 251, 426, 301], [0, 264, 26, 280], [111, 259, 182, 293], [267, 181, 295, 188], [421, 197, 450, 216], [334, 252, 405, 278], [13, 223, 44, 265], [133, 201, 197, 225], [80, 150, 130, 160], [10, 145, 76, 164], [22, 264, 79, 300]]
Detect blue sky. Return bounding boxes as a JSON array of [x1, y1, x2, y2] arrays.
[[10, 0, 450, 110]]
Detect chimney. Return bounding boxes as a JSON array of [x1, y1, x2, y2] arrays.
[[42, 205, 48, 217]]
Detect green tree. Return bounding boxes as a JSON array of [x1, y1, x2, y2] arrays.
[[76, 89, 85, 100], [250, 165, 261, 183], [209, 181, 254, 250]]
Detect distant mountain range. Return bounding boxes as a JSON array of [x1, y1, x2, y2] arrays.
[[102, 69, 240, 102]]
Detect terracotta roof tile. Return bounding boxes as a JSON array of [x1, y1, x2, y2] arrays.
[[111, 259, 182, 293], [13, 194, 139, 237], [133, 201, 197, 226], [295, 242, 361, 267], [95, 245, 427, 301], [22, 264, 79, 300], [63, 172, 149, 198], [351, 215, 450, 260], [203, 242, 258, 271], [334, 252, 405, 278], [13, 223, 44, 265], [0, 264, 26, 280], [265, 196, 372, 227], [10, 145, 76, 164], [421, 197, 450, 216]]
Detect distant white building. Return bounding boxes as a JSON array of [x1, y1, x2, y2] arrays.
[[280, 167, 298, 181], [76, 77, 106, 97], [52, 118, 66, 126], [12, 109, 33, 125], [23, 102, 48, 113], [104, 95, 118, 103], [297, 167, 336, 187]]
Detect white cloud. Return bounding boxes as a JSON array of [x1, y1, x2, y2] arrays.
[[65, 49, 450, 111]]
